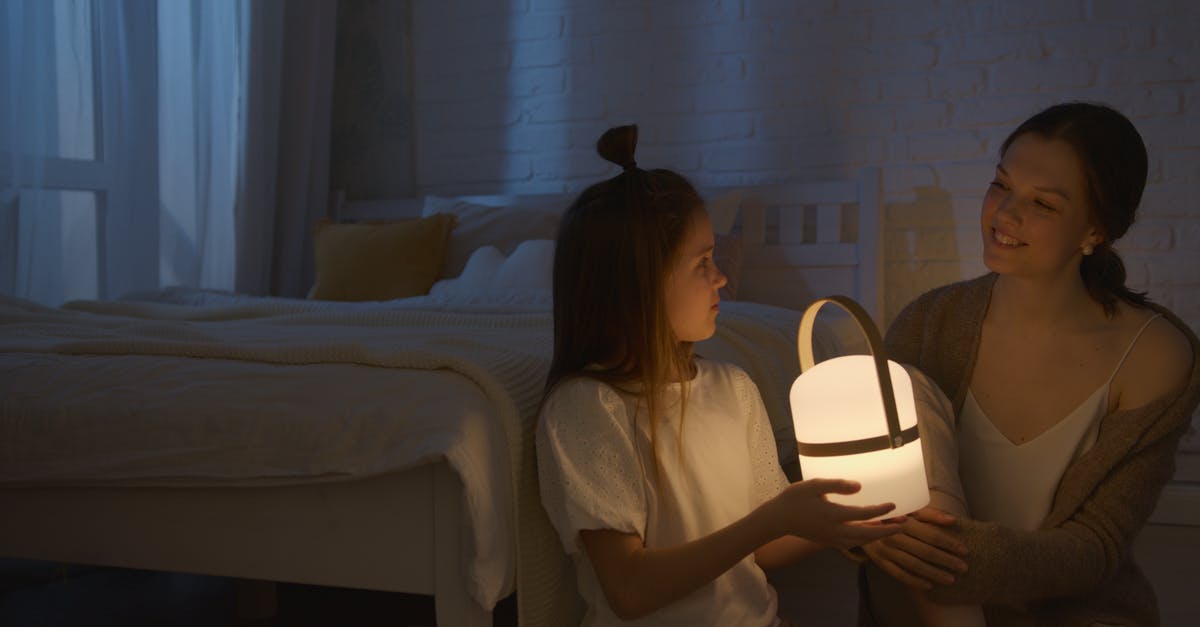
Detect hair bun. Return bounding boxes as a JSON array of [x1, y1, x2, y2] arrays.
[[596, 125, 639, 171]]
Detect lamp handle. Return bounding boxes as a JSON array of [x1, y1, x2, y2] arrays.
[[798, 296, 906, 449]]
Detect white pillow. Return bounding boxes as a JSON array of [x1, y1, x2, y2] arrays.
[[495, 239, 555, 290], [429, 239, 555, 296], [452, 245, 507, 288], [422, 196, 563, 280]]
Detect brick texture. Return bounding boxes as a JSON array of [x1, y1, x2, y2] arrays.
[[409, 0, 1199, 338]]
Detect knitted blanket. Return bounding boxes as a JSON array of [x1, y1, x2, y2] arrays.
[[0, 292, 565, 621]]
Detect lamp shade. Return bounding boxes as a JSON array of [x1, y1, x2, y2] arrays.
[[790, 296, 928, 520]]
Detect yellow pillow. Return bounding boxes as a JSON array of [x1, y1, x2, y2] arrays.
[[309, 213, 456, 301]]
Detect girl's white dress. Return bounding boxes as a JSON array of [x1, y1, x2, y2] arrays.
[[537, 358, 791, 626]]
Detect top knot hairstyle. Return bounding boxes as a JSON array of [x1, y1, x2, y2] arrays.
[[1001, 102, 1150, 316], [597, 123, 640, 171], [544, 125, 706, 459]]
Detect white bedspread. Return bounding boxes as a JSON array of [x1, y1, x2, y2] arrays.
[[0, 291, 550, 608], [0, 290, 833, 624]]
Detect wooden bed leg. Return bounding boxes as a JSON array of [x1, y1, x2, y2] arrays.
[[433, 464, 493, 627], [236, 578, 278, 621]]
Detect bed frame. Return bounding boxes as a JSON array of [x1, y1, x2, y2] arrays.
[[0, 464, 490, 623]]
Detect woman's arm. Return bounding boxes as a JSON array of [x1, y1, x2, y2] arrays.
[[870, 393, 1193, 606], [862, 505, 967, 590], [901, 499, 985, 626], [874, 291, 1198, 610], [866, 366, 986, 626], [926, 322, 1196, 606], [935, 402, 1191, 604], [861, 365, 973, 584], [582, 479, 900, 620]]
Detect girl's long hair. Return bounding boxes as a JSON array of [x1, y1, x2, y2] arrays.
[[544, 124, 704, 478], [1001, 102, 1150, 316]]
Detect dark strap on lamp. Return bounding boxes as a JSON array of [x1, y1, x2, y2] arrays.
[[796, 426, 920, 457], [795, 296, 912, 456]]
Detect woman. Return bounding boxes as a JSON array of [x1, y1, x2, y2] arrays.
[[861, 102, 1200, 626]]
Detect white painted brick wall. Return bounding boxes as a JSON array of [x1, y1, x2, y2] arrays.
[[409, 0, 1200, 340]]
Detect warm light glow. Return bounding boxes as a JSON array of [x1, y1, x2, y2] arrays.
[[791, 355, 929, 518]]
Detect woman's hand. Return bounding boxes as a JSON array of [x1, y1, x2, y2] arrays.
[[764, 478, 902, 549], [862, 506, 969, 590]]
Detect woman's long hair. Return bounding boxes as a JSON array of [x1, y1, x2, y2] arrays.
[[544, 124, 704, 478], [1001, 102, 1150, 316]]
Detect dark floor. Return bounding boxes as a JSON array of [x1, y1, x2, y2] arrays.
[[0, 559, 517, 627]]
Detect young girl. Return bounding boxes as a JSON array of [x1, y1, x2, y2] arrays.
[[535, 125, 902, 626], [860, 102, 1200, 626]]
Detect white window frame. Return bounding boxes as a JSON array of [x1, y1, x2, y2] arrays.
[[1, 1, 158, 302]]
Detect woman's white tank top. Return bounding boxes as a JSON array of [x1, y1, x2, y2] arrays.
[[959, 314, 1161, 531]]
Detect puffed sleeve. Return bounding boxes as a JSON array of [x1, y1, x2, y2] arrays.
[[536, 377, 649, 554], [735, 367, 791, 506]]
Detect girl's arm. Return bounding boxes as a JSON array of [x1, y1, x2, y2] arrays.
[[582, 478, 900, 620], [753, 534, 822, 570]]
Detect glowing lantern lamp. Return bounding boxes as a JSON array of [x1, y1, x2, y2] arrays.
[[790, 296, 928, 519]]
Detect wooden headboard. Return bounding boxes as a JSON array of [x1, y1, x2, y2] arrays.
[[725, 169, 882, 323], [336, 167, 884, 324]]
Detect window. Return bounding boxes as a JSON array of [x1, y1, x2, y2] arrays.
[[1, 0, 241, 305]]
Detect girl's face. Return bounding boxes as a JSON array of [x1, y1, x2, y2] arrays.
[[981, 133, 1102, 280], [665, 210, 727, 344]]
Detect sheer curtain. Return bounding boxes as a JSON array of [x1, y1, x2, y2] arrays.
[[256, 0, 337, 298], [0, 0, 336, 305]]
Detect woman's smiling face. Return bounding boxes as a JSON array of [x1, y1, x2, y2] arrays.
[[981, 133, 1103, 280]]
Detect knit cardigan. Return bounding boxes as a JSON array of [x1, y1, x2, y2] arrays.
[[881, 273, 1200, 627]]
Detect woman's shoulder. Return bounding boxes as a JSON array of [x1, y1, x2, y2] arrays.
[[887, 274, 995, 350], [900, 273, 996, 317], [1114, 302, 1198, 412]]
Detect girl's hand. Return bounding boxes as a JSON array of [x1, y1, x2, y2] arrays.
[[765, 478, 901, 549], [861, 506, 969, 590]]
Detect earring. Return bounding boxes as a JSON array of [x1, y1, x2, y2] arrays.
[[1082, 244, 1094, 256]]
